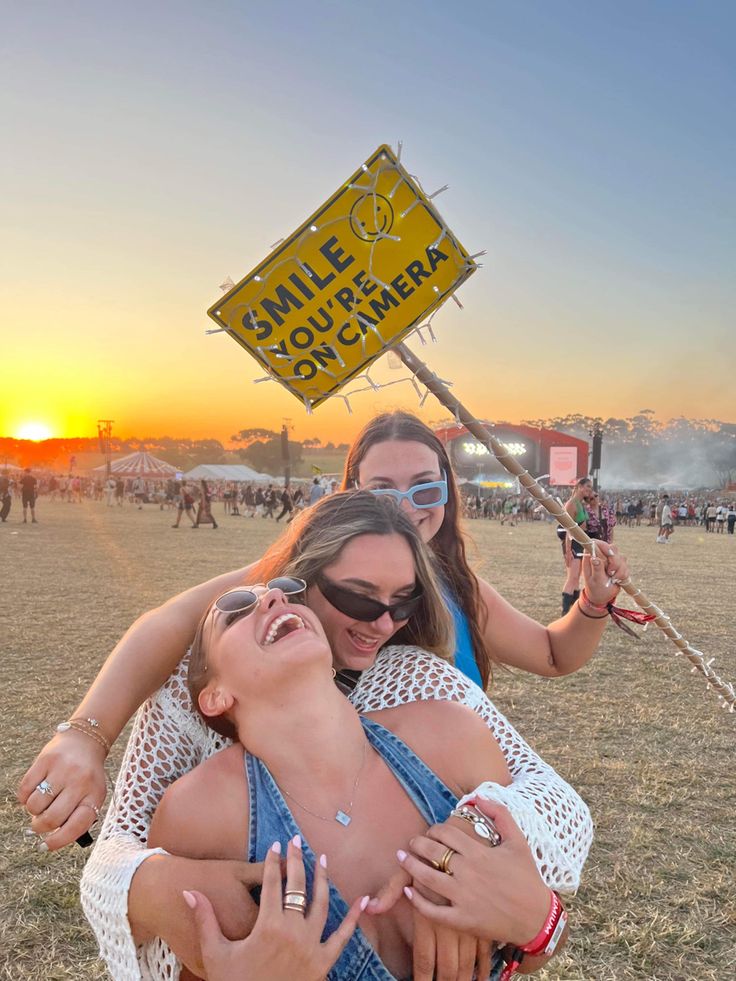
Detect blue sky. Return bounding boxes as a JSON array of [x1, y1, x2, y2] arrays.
[[2, 1, 733, 440]]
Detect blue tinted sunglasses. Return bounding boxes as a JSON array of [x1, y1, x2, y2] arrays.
[[368, 472, 448, 510]]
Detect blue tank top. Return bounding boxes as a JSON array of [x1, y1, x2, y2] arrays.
[[443, 590, 483, 688], [244, 716, 503, 979]]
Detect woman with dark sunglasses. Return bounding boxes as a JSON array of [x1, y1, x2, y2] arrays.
[[22, 492, 591, 980]]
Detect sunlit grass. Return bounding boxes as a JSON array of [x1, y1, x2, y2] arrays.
[[2, 502, 735, 979]]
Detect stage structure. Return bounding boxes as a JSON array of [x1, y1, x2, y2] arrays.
[[436, 423, 588, 488]]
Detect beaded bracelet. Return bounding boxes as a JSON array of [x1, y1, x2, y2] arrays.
[[56, 717, 111, 754]]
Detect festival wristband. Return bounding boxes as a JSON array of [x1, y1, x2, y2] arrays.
[[499, 892, 567, 978]]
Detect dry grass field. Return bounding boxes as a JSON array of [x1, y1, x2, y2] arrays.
[[2, 499, 735, 980]]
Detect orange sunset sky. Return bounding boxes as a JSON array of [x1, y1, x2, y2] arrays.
[[3, 4, 733, 446]]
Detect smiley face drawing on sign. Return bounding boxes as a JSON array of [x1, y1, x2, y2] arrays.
[[349, 193, 395, 241]]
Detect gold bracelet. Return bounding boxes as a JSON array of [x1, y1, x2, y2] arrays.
[[56, 718, 111, 754]]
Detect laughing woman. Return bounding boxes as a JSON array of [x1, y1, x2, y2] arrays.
[[145, 578, 565, 980], [21, 493, 592, 979]]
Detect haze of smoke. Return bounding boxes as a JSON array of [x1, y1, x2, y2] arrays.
[[601, 440, 724, 489]]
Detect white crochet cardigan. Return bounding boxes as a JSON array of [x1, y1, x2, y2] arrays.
[[81, 646, 593, 980]]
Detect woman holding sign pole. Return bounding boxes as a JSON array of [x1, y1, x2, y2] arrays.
[[343, 413, 628, 687]]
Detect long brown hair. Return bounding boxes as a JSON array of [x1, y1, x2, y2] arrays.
[[254, 491, 453, 659], [342, 411, 492, 688]]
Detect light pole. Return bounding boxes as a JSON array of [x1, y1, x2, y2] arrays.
[[97, 420, 114, 479], [589, 424, 603, 490]]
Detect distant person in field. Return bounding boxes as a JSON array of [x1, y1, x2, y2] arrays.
[[727, 503, 736, 535], [285, 483, 305, 524], [275, 485, 293, 522], [0, 472, 11, 522], [309, 476, 325, 506], [132, 476, 147, 510], [105, 476, 116, 507], [21, 468, 38, 524], [193, 480, 218, 529], [172, 481, 196, 528], [657, 494, 674, 543], [557, 477, 593, 614], [115, 477, 125, 506]]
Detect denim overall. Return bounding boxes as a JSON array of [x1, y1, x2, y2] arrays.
[[244, 716, 504, 980]]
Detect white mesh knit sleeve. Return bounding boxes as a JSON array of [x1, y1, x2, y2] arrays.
[[351, 646, 593, 893], [81, 646, 592, 980], [80, 656, 229, 981]]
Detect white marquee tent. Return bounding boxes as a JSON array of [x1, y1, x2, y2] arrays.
[[183, 464, 277, 483]]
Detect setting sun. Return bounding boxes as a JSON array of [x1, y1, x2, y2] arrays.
[[13, 422, 55, 441]]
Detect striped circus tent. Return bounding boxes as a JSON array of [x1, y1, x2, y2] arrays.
[[94, 451, 177, 479]]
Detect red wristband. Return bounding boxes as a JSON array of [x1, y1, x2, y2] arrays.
[[580, 588, 608, 612], [520, 890, 567, 957]]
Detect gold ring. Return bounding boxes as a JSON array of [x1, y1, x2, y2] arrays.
[[438, 846, 456, 875], [79, 801, 101, 823], [283, 899, 307, 914]]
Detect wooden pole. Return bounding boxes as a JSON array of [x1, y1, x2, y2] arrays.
[[395, 342, 736, 712]]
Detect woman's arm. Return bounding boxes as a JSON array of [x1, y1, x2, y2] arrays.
[[477, 540, 629, 677], [69, 564, 256, 742], [79, 658, 257, 981], [18, 564, 255, 847], [352, 646, 594, 893]]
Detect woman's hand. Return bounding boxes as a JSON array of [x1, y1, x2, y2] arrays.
[[17, 728, 107, 849], [398, 801, 551, 948], [185, 837, 366, 981], [410, 909, 490, 981], [367, 850, 491, 979], [581, 541, 630, 607]]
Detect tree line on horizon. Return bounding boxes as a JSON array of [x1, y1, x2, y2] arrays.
[[3, 413, 734, 486]]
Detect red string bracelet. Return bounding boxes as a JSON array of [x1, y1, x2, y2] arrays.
[[580, 588, 656, 637]]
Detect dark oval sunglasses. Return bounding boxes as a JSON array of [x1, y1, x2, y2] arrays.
[[316, 573, 423, 623], [213, 577, 307, 627]]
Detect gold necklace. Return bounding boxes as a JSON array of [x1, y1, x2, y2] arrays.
[[277, 741, 368, 827]]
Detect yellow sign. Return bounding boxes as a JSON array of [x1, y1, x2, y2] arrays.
[[207, 144, 477, 408]]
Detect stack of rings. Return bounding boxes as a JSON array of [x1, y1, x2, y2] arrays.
[[35, 780, 55, 797], [450, 803, 502, 847], [283, 889, 308, 915], [431, 846, 457, 876]]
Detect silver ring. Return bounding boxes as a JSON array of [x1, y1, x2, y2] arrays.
[[36, 780, 55, 797]]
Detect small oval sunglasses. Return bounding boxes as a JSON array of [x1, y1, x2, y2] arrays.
[[212, 577, 307, 628], [366, 471, 448, 509]]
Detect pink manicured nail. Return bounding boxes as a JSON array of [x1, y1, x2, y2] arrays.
[[319, 853, 327, 869], [360, 895, 370, 911], [292, 834, 302, 849], [182, 890, 196, 909], [396, 849, 407, 862], [403, 886, 413, 900], [271, 841, 282, 854]]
